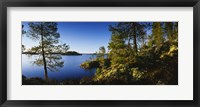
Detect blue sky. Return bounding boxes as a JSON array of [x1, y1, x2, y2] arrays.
[[22, 22, 116, 53], [22, 22, 154, 53]]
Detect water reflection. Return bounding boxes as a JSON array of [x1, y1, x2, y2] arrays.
[[22, 54, 96, 81]]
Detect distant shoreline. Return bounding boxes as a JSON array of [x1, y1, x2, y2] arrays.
[[22, 51, 82, 55], [22, 52, 108, 55]]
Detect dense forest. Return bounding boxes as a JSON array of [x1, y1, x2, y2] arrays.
[[80, 22, 178, 85], [22, 22, 178, 85]]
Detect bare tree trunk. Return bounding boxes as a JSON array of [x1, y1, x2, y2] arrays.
[[42, 40, 48, 80], [41, 25, 48, 80]]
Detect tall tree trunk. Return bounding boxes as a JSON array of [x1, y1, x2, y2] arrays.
[[128, 37, 131, 49], [41, 25, 48, 80], [42, 39, 48, 80], [133, 23, 138, 53]]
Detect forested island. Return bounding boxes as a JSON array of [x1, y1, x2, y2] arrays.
[[22, 22, 178, 85]]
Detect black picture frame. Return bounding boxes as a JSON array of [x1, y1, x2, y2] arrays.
[[0, 0, 199, 107]]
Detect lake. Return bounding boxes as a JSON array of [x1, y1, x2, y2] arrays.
[[22, 54, 97, 81]]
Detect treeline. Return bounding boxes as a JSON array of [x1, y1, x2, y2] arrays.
[[22, 51, 82, 55], [81, 22, 178, 85]]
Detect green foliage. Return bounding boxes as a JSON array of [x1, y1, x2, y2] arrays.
[[99, 46, 106, 55], [131, 68, 144, 81], [164, 22, 178, 42], [26, 22, 68, 80], [80, 22, 178, 85], [23, 22, 178, 85], [108, 34, 128, 65], [137, 40, 178, 84], [80, 60, 100, 70], [152, 22, 165, 46]]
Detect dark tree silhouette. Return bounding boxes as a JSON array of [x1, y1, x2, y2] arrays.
[[26, 22, 68, 80]]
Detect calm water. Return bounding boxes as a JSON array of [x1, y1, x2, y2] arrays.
[[22, 54, 96, 81]]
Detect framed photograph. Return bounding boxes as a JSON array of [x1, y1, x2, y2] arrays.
[[0, 0, 199, 107]]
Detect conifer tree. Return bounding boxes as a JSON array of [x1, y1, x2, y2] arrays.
[[152, 22, 164, 46], [27, 22, 68, 80]]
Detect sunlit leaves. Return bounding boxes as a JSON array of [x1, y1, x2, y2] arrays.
[[79, 22, 178, 85], [152, 22, 165, 46], [131, 68, 144, 81]]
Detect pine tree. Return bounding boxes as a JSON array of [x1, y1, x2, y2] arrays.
[[152, 22, 164, 46], [108, 34, 126, 65], [109, 22, 146, 53], [99, 46, 106, 58], [131, 22, 146, 52], [163, 22, 178, 42], [27, 22, 68, 80]]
